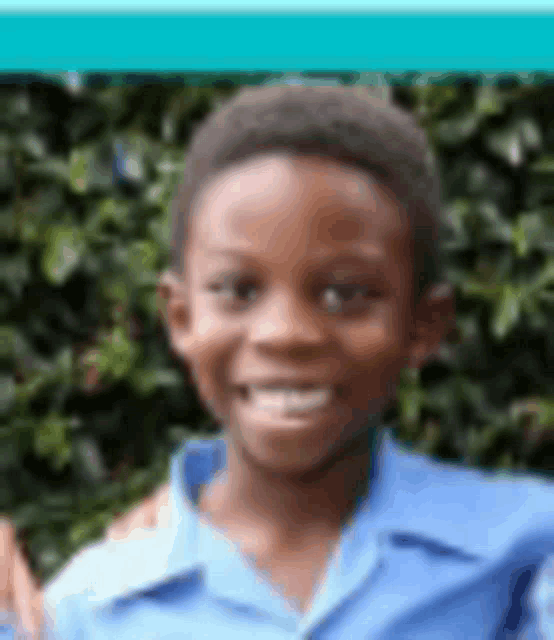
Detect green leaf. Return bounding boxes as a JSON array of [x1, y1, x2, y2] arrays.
[[492, 284, 521, 340], [84, 198, 132, 242], [18, 132, 47, 160], [455, 312, 480, 342], [511, 212, 544, 258], [0, 204, 16, 239], [1, 254, 31, 299], [464, 426, 482, 462], [443, 198, 471, 235], [520, 118, 542, 151], [127, 240, 158, 286], [0, 325, 15, 360], [26, 157, 70, 184], [415, 85, 458, 119], [80, 347, 110, 377], [477, 200, 512, 243], [75, 436, 107, 483], [100, 276, 130, 305], [0, 375, 16, 416], [528, 256, 554, 294], [55, 346, 73, 380], [425, 382, 456, 414], [10, 91, 30, 117], [0, 426, 18, 471], [148, 214, 171, 252], [129, 367, 181, 396], [145, 182, 165, 206], [510, 397, 554, 431], [41, 226, 84, 286], [98, 198, 131, 228], [485, 127, 523, 167], [102, 326, 137, 380], [138, 288, 158, 316], [475, 86, 505, 116], [34, 413, 71, 471], [111, 327, 131, 378], [495, 451, 515, 470], [399, 387, 423, 427], [466, 163, 492, 194], [69, 148, 94, 194], [530, 155, 554, 174], [113, 135, 147, 183], [0, 133, 11, 153], [129, 368, 158, 396], [69, 520, 95, 547], [462, 278, 502, 301], [539, 291, 554, 304], [435, 113, 480, 146], [38, 548, 62, 571], [458, 377, 488, 412], [15, 372, 50, 408]]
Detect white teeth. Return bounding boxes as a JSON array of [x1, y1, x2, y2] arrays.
[[248, 387, 332, 413]]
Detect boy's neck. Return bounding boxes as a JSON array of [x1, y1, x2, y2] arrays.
[[198, 429, 376, 552]]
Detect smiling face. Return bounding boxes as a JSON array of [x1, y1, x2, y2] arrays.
[[162, 153, 450, 474]]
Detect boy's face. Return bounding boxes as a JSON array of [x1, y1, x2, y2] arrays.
[[161, 153, 453, 474]]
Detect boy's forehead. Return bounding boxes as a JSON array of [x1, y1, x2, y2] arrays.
[[203, 153, 377, 206], [194, 153, 406, 251]]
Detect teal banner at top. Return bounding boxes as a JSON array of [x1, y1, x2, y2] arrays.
[[1, 13, 554, 70], [2, 0, 554, 7]]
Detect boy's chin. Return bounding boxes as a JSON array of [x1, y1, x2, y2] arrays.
[[235, 420, 376, 478], [246, 443, 334, 476]]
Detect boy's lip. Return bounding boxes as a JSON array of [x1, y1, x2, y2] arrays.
[[234, 377, 337, 390]]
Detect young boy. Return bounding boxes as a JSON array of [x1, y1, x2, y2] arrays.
[[3, 85, 554, 639]]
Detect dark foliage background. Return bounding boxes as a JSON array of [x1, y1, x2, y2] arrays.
[[2, 71, 553, 585]]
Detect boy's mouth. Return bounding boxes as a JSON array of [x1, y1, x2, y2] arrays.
[[237, 384, 335, 416]]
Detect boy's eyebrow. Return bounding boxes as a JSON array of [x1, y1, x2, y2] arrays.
[[201, 249, 389, 272]]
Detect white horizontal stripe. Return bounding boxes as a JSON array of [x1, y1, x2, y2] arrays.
[[2, 0, 552, 9]]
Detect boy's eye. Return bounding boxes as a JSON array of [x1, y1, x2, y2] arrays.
[[235, 281, 259, 302], [207, 277, 259, 304], [320, 284, 376, 314], [208, 277, 377, 314]]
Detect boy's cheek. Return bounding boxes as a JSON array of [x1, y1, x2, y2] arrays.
[[183, 340, 246, 423], [186, 303, 241, 359], [339, 337, 409, 406], [342, 321, 405, 369], [190, 368, 232, 422]]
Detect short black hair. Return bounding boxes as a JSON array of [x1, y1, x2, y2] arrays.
[[170, 85, 446, 309]]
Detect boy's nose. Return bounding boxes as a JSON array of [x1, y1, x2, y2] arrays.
[[248, 289, 328, 352]]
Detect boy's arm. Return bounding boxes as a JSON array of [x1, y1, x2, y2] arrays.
[[1, 519, 43, 639]]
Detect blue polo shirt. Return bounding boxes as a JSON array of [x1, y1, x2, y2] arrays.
[[32, 428, 554, 638]]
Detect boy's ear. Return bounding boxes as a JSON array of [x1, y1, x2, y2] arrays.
[[408, 283, 456, 370], [157, 270, 190, 343]]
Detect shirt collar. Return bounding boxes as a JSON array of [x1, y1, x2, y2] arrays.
[[90, 425, 492, 613]]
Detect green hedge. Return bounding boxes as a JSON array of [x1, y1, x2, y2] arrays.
[[2, 72, 553, 585]]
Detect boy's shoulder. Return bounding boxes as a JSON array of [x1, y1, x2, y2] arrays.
[[43, 439, 213, 605], [42, 437, 221, 629], [43, 485, 196, 634], [43, 525, 181, 606], [381, 433, 554, 557]]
